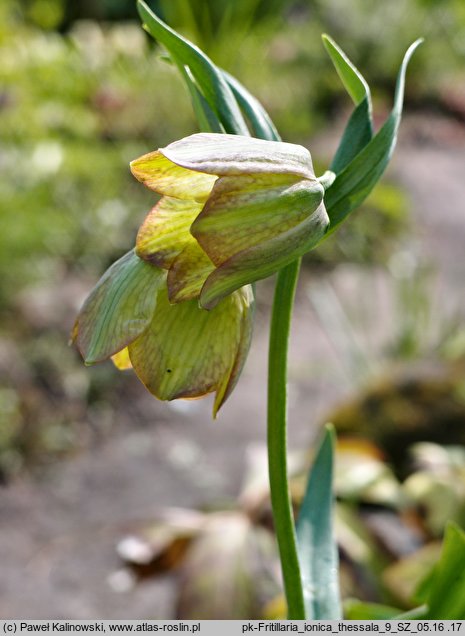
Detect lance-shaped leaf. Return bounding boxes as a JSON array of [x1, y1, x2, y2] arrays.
[[128, 285, 254, 417], [180, 65, 225, 134], [222, 70, 280, 142], [325, 39, 423, 233], [421, 523, 465, 619], [322, 34, 371, 106], [344, 600, 428, 620], [322, 35, 373, 174], [137, 0, 249, 136], [296, 425, 341, 620], [74, 251, 165, 364]]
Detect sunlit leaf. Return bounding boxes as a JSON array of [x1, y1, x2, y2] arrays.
[[422, 523, 465, 619], [137, 0, 249, 136], [324, 39, 423, 233], [179, 65, 225, 134], [344, 599, 404, 620], [322, 35, 371, 106], [322, 34, 373, 175], [296, 424, 341, 619], [222, 70, 280, 142]]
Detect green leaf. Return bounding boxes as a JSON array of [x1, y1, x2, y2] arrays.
[[330, 98, 373, 174], [396, 606, 429, 619], [344, 600, 405, 620], [222, 70, 280, 142], [74, 250, 165, 364], [296, 424, 341, 619], [137, 0, 249, 136], [199, 200, 328, 309], [422, 522, 465, 619], [136, 196, 205, 268], [344, 599, 428, 620], [322, 35, 373, 174], [322, 34, 371, 106], [324, 38, 423, 233], [179, 65, 225, 134]]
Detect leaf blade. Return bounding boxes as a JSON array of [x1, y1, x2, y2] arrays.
[[322, 34, 371, 106], [423, 523, 465, 619], [137, 0, 249, 136], [325, 38, 423, 233], [296, 424, 341, 619], [222, 69, 280, 142]]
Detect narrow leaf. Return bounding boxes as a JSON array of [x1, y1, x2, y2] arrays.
[[324, 39, 423, 233], [396, 605, 429, 619], [330, 98, 373, 174], [322, 34, 371, 106], [322, 35, 373, 174], [344, 600, 404, 620], [296, 424, 341, 619], [222, 70, 280, 142], [137, 0, 249, 136], [423, 523, 465, 619], [179, 65, 225, 133]]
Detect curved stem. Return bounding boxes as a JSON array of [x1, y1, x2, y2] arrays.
[[267, 258, 305, 619]]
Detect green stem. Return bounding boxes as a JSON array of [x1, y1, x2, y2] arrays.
[[267, 257, 306, 619]]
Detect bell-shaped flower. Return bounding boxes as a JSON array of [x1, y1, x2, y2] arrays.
[[131, 133, 329, 309], [73, 250, 254, 416]]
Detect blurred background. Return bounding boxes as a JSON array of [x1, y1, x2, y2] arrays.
[[1, 0, 465, 619]]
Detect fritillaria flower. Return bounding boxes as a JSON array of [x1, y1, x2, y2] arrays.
[[73, 251, 254, 416], [74, 134, 330, 412], [131, 133, 329, 309]]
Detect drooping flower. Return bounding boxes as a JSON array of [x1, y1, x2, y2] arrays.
[[131, 133, 329, 309], [73, 250, 254, 416]]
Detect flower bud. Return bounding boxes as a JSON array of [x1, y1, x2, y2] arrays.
[[131, 133, 329, 309]]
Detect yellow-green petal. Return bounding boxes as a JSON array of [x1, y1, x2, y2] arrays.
[[191, 174, 323, 266], [130, 150, 217, 202], [111, 347, 132, 370], [167, 241, 215, 303], [74, 250, 165, 364], [213, 285, 254, 417], [136, 196, 204, 268], [200, 202, 329, 309], [162, 133, 316, 180], [128, 287, 250, 412]]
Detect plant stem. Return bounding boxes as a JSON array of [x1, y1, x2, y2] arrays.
[[267, 257, 306, 619]]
